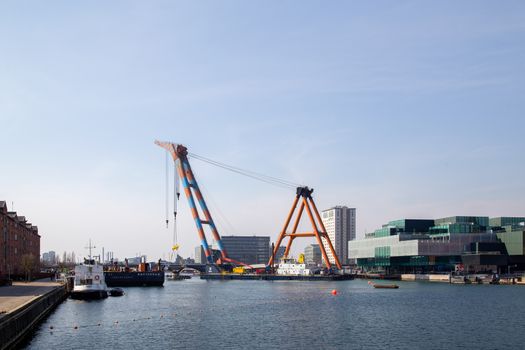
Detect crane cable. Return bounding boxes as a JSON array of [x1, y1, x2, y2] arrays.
[[188, 152, 302, 189], [165, 151, 169, 228], [172, 159, 180, 252], [165, 150, 301, 258], [166, 152, 180, 255]]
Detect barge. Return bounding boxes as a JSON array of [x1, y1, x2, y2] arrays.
[[201, 273, 354, 281], [104, 271, 164, 287]]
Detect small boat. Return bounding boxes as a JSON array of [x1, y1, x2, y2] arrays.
[[368, 280, 399, 289], [109, 287, 125, 297], [373, 284, 399, 289], [70, 258, 108, 300], [178, 268, 200, 278], [165, 271, 188, 281]]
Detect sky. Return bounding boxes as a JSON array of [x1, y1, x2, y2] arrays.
[[1, 1, 524, 262]]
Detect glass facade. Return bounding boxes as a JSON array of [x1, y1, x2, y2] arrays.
[[496, 230, 525, 256], [349, 215, 518, 272], [490, 217, 525, 227], [220, 236, 270, 265], [375, 246, 391, 258]]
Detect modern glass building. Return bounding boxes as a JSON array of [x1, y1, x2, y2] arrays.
[[220, 236, 270, 265], [349, 216, 524, 273], [491, 218, 525, 269]]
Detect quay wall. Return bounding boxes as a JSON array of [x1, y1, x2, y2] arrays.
[[401, 274, 450, 282], [0, 285, 68, 350]]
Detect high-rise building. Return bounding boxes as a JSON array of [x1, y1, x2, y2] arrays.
[[220, 235, 270, 265], [304, 244, 321, 266], [321, 206, 356, 265], [42, 251, 56, 265], [272, 245, 286, 262], [194, 246, 206, 264]]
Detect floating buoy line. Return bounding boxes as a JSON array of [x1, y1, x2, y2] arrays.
[[43, 313, 178, 334]]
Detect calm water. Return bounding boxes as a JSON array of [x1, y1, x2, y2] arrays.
[[25, 279, 525, 349]]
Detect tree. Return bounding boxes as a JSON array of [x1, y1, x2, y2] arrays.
[[21, 254, 36, 282]]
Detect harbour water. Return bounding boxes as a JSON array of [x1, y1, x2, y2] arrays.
[[25, 279, 525, 349]]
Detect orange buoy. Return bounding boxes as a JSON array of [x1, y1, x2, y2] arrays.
[[331, 289, 338, 295]]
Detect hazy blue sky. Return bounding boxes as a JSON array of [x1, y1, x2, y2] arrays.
[[1, 1, 524, 261]]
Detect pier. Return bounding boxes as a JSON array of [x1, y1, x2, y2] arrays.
[[0, 281, 68, 350]]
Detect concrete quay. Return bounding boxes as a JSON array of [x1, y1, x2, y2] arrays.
[[0, 280, 68, 350]]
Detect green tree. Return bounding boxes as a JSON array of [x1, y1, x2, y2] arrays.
[[21, 254, 36, 282]]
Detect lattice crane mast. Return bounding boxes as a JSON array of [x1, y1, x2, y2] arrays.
[[155, 141, 230, 265]]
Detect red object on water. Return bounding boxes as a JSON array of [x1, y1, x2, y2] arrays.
[[331, 289, 337, 295]]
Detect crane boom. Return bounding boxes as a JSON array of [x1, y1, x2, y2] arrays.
[[155, 141, 229, 265]]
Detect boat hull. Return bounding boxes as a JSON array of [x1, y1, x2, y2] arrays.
[[104, 271, 165, 287], [201, 273, 354, 281], [109, 288, 125, 296], [70, 290, 108, 300]]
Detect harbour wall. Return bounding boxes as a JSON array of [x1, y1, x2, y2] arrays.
[[0, 284, 68, 350], [401, 274, 450, 282]]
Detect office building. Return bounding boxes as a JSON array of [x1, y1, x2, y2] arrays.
[[195, 245, 206, 264], [273, 245, 286, 262], [349, 216, 525, 273], [220, 235, 270, 265], [321, 206, 356, 265], [42, 251, 56, 265], [304, 244, 321, 266]]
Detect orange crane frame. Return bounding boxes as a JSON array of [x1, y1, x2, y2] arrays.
[[156, 141, 343, 271], [267, 186, 342, 270]]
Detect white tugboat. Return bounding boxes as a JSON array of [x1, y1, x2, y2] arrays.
[[276, 255, 313, 276], [70, 240, 108, 300]]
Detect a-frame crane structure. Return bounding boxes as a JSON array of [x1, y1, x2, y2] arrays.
[[267, 186, 342, 270], [156, 140, 343, 271]]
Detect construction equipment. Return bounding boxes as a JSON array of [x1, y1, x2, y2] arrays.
[[267, 186, 342, 270], [155, 140, 343, 271], [155, 141, 230, 266]]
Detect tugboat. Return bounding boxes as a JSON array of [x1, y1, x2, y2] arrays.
[[70, 258, 108, 299], [70, 240, 108, 300], [276, 255, 312, 276]]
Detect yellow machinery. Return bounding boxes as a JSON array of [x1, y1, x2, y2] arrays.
[[232, 267, 245, 274]]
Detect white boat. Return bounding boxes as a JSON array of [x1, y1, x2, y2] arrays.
[[70, 258, 108, 300], [165, 271, 179, 280], [276, 257, 312, 276], [179, 267, 200, 278]]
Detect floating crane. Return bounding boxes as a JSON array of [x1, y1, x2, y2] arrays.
[[155, 140, 342, 271], [268, 186, 342, 270], [156, 141, 230, 265]]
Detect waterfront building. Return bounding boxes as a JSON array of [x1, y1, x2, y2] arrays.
[[220, 235, 270, 265], [0, 201, 41, 280], [348, 216, 518, 273], [304, 244, 321, 266], [491, 217, 525, 270], [194, 245, 206, 264], [321, 206, 356, 265], [42, 251, 56, 265], [274, 245, 286, 261], [127, 255, 147, 265]]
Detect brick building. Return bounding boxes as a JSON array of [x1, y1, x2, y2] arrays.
[[0, 201, 41, 280]]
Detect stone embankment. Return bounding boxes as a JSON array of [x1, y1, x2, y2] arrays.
[[0, 281, 68, 349]]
